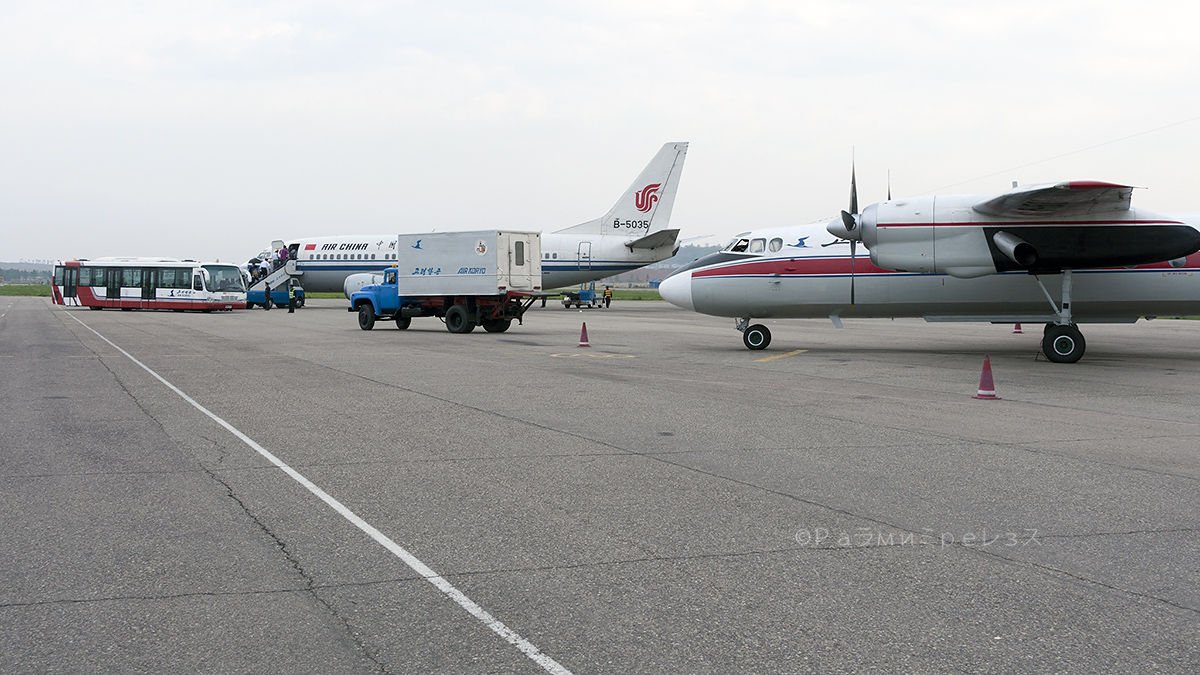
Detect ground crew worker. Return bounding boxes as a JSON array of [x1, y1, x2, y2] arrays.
[[603, 285, 613, 308], [263, 282, 272, 310], [287, 280, 297, 313]]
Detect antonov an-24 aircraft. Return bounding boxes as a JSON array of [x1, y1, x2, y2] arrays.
[[266, 143, 687, 297], [659, 175, 1200, 363]]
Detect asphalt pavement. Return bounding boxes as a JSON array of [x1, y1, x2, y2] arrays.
[[1, 296, 1197, 672]]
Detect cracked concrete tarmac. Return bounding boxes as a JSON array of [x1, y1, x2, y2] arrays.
[[2, 297, 1198, 672]]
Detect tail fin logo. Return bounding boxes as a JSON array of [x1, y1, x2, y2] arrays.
[[634, 183, 662, 213]]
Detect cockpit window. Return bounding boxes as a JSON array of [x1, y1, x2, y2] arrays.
[[768, 238, 783, 252], [727, 238, 750, 253], [749, 238, 766, 253]]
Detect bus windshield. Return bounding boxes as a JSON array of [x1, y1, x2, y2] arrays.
[[203, 265, 246, 292]]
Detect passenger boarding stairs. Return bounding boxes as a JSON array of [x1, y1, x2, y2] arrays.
[[247, 260, 302, 306]]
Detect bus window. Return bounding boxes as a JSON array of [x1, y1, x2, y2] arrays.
[[749, 238, 766, 253], [54, 266, 64, 286], [202, 264, 247, 292], [90, 268, 106, 286], [122, 268, 142, 287], [193, 274, 203, 291], [78, 267, 92, 286], [769, 238, 783, 252], [515, 240, 525, 266]]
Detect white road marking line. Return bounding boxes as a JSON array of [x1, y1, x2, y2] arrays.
[[64, 312, 572, 675]]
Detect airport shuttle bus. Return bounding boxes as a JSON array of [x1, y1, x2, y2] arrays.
[[51, 258, 247, 311]]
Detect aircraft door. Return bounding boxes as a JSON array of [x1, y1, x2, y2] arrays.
[[577, 241, 592, 270]]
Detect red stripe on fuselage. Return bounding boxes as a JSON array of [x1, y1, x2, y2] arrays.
[[692, 257, 894, 278], [690, 252, 1200, 279], [876, 219, 1184, 228]]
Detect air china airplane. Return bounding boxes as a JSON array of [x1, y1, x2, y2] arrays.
[[659, 178, 1200, 363], [265, 143, 688, 298]]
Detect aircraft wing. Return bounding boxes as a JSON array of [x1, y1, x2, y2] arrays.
[[625, 228, 680, 250], [972, 181, 1134, 218]]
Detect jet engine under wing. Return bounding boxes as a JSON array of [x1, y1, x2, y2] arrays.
[[973, 181, 1134, 218]]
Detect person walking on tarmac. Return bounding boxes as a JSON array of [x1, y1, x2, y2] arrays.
[[603, 285, 613, 309], [263, 282, 272, 310], [287, 280, 297, 313]]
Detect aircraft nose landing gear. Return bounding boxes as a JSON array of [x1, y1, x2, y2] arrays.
[[736, 317, 772, 350]]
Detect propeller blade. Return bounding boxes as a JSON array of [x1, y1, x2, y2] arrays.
[[850, 239, 857, 305], [849, 163, 858, 216]]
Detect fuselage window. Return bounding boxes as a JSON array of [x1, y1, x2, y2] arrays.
[[749, 238, 766, 253], [768, 238, 783, 252]]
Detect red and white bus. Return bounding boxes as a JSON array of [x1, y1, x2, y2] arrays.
[[51, 258, 247, 311]]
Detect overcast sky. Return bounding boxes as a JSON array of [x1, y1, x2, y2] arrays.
[[2, 1, 1198, 263]]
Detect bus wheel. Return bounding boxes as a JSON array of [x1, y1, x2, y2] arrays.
[[358, 305, 376, 330]]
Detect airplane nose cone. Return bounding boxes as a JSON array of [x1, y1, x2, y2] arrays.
[[658, 270, 693, 311]]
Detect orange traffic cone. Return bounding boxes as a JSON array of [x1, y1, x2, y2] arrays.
[[1012, 323, 1023, 334], [973, 355, 1000, 400], [578, 322, 591, 347]]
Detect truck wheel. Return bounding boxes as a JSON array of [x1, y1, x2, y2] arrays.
[[395, 316, 411, 330], [482, 318, 511, 333], [445, 305, 475, 333], [358, 305, 375, 330]]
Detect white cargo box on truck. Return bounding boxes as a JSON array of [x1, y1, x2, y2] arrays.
[[394, 231, 542, 296]]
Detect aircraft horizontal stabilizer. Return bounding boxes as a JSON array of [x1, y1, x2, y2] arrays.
[[625, 229, 680, 250], [973, 181, 1134, 218]]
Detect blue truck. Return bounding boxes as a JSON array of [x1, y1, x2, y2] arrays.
[[350, 231, 544, 333]]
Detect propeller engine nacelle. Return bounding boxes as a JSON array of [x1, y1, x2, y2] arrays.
[[851, 197, 1025, 278], [344, 272, 385, 299]]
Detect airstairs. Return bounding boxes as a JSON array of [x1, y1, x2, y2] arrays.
[[247, 260, 302, 307]]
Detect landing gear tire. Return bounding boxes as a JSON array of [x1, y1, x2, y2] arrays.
[[445, 305, 476, 334], [743, 324, 771, 350], [395, 316, 411, 330], [1042, 323, 1085, 363], [358, 305, 375, 331], [482, 318, 512, 333]]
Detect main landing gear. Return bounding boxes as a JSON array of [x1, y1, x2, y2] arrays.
[[736, 317, 772, 350], [1033, 269, 1086, 364], [1042, 323, 1086, 363]]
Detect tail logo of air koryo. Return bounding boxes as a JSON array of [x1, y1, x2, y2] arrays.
[[634, 183, 661, 213]]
